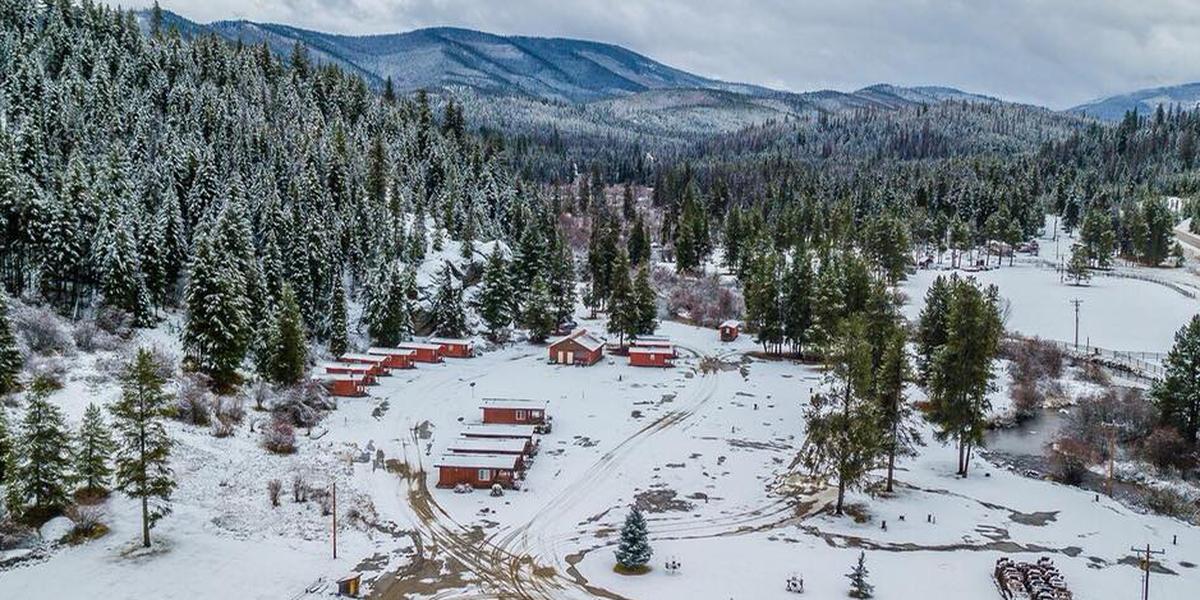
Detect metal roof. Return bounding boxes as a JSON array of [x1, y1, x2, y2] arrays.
[[434, 454, 522, 469]]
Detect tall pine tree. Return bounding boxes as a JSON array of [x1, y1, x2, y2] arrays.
[[76, 403, 115, 495], [112, 348, 176, 548]]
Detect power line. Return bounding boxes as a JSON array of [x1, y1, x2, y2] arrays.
[[1070, 298, 1083, 349], [1130, 544, 1165, 600]]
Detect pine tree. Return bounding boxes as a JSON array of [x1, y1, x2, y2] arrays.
[[783, 247, 814, 355], [269, 284, 308, 386], [627, 213, 651, 267], [744, 239, 784, 352], [0, 406, 11, 485], [363, 261, 414, 346], [112, 348, 176, 548], [76, 403, 115, 495], [621, 182, 636, 220], [548, 236, 577, 326], [183, 229, 250, 391], [876, 329, 920, 493], [6, 379, 74, 520], [430, 262, 467, 338], [1152, 315, 1200, 446], [846, 551, 874, 599], [606, 250, 635, 345], [613, 507, 653, 571], [0, 293, 20, 395], [522, 274, 557, 343], [631, 266, 657, 336], [800, 316, 882, 515], [329, 282, 349, 357], [1066, 244, 1092, 285], [479, 245, 514, 341], [915, 275, 951, 381]]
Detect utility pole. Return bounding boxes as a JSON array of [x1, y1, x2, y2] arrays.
[[1131, 544, 1165, 600], [1102, 421, 1118, 497], [1070, 298, 1083, 349], [332, 481, 338, 559]]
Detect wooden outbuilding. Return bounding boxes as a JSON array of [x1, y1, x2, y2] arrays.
[[429, 337, 475, 358], [449, 437, 530, 460], [311, 374, 367, 397], [548, 329, 604, 366], [629, 346, 674, 368], [631, 336, 676, 357], [318, 362, 377, 385], [336, 573, 362, 597], [366, 347, 417, 369], [460, 424, 538, 454], [435, 453, 523, 489], [338, 353, 391, 376], [719, 320, 741, 342], [397, 342, 443, 363], [480, 398, 548, 426]]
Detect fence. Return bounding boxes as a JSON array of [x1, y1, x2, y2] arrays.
[[1027, 337, 1166, 381]]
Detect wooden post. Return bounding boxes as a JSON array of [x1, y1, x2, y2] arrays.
[[333, 481, 338, 559]]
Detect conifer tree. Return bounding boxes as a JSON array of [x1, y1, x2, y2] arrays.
[[479, 245, 514, 340], [6, 378, 74, 520], [800, 317, 882, 515], [0, 406, 10, 485], [1066, 244, 1092, 285], [328, 282, 349, 357], [522, 274, 557, 343], [1152, 315, 1200, 446], [269, 284, 308, 386], [548, 237, 577, 326], [915, 275, 951, 381], [846, 551, 874, 598], [622, 182, 636, 220], [631, 266, 657, 336], [0, 293, 20, 395], [783, 248, 814, 355], [606, 250, 635, 345], [112, 348, 176, 548], [363, 261, 414, 346], [614, 507, 653, 571], [876, 329, 920, 492], [183, 229, 250, 391], [627, 213, 651, 267], [430, 262, 467, 338], [744, 239, 784, 352], [76, 403, 115, 495]]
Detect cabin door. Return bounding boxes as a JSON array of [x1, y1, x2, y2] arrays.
[[565, 351, 574, 364]]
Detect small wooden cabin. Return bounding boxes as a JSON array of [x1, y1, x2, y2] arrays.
[[449, 437, 530, 460], [338, 353, 391, 376], [719, 320, 741, 342], [631, 336, 676, 357], [366, 347, 417, 369], [336, 573, 362, 597], [397, 342, 443, 363], [435, 453, 523, 489], [480, 398, 548, 426], [548, 329, 604, 366], [629, 346, 674, 368], [318, 362, 377, 385], [429, 337, 475, 358], [311, 374, 367, 397], [460, 424, 538, 454]]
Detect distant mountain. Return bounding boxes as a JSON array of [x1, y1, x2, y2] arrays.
[[142, 9, 998, 113], [1070, 82, 1200, 121]]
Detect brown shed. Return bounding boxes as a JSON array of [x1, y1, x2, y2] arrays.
[[719, 320, 741, 342], [548, 329, 604, 366]]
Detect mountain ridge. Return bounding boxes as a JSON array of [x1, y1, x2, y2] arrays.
[[1070, 82, 1200, 121]]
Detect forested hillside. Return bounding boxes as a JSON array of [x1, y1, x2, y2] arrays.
[[0, 0, 574, 390]]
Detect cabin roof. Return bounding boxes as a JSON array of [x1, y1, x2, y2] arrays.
[[317, 362, 373, 370], [398, 342, 443, 350], [629, 346, 672, 355], [461, 424, 538, 438], [720, 320, 741, 329], [367, 347, 416, 356], [550, 329, 603, 352], [434, 453, 521, 469], [340, 353, 387, 362], [449, 438, 529, 453], [429, 337, 473, 345], [480, 398, 546, 410], [311, 373, 364, 382]]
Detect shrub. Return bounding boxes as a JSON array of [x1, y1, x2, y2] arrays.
[[292, 474, 308, 503], [267, 479, 283, 507], [12, 303, 73, 356], [1004, 338, 1065, 382], [93, 307, 135, 339], [214, 394, 245, 425], [64, 504, 107, 543], [249, 380, 274, 411], [1010, 379, 1043, 419], [73, 321, 122, 353], [25, 356, 68, 390], [272, 380, 335, 428], [1047, 435, 1094, 486], [661, 269, 743, 328], [174, 374, 212, 426], [262, 416, 296, 454], [1141, 427, 1194, 472], [1144, 488, 1198, 521], [1078, 361, 1111, 385], [1062, 389, 1156, 457]]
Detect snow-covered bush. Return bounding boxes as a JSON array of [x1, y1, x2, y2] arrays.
[[659, 268, 743, 327], [1145, 487, 1197, 521], [1078, 361, 1111, 385], [292, 474, 308, 503], [64, 505, 107, 543], [93, 307, 135, 340], [1046, 435, 1093, 485], [1062, 389, 1156, 455], [214, 394, 245, 425], [25, 355, 68, 390], [262, 416, 296, 454], [272, 380, 335, 428], [267, 479, 283, 507], [12, 303, 73, 356], [174, 374, 213, 426], [249, 380, 275, 412], [73, 322, 121, 353]]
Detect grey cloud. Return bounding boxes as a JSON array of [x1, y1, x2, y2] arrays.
[[108, 0, 1200, 108]]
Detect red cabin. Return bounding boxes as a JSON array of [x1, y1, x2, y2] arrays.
[[629, 346, 674, 368], [480, 399, 548, 426], [448, 437, 530, 459], [318, 362, 377, 385], [719, 320, 741, 342], [311, 374, 367, 397], [429, 338, 475, 358], [460, 424, 538, 455], [366, 347, 416, 369], [338, 353, 391, 376], [397, 342, 443, 363], [548, 329, 604, 366], [435, 454, 523, 489]]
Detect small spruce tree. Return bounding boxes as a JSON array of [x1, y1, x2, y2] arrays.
[[76, 403, 115, 495], [614, 507, 653, 571], [430, 262, 467, 338], [269, 284, 308, 386], [0, 293, 20, 395], [847, 551, 874, 598], [328, 282, 349, 357], [479, 246, 514, 341], [112, 349, 176, 548], [6, 378, 74, 520]]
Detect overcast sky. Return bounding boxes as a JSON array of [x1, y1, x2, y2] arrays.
[[107, 0, 1200, 109]]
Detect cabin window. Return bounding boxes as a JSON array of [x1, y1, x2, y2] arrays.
[[478, 469, 492, 481], [515, 410, 527, 421], [531, 410, 542, 419]]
